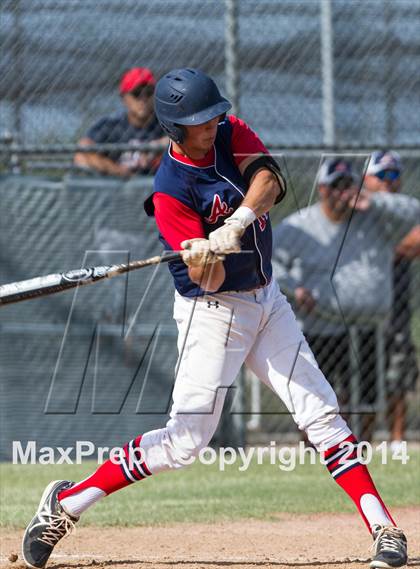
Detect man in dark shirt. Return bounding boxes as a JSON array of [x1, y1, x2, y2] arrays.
[[74, 67, 167, 177]]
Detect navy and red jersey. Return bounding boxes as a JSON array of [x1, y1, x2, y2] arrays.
[[144, 115, 273, 297]]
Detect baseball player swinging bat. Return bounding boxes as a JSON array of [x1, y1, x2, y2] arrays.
[[0, 251, 182, 306]]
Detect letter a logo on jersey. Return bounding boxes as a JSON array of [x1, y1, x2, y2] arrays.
[[205, 194, 234, 224], [258, 213, 268, 232]]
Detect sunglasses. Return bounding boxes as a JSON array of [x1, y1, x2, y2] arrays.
[[130, 84, 155, 99], [375, 169, 400, 181], [329, 176, 354, 191]]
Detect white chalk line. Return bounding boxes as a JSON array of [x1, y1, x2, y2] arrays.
[[1, 554, 420, 566]]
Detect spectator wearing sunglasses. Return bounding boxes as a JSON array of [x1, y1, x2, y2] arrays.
[[74, 67, 167, 177], [364, 151, 420, 453], [272, 158, 420, 441]]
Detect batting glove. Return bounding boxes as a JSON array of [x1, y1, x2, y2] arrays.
[[209, 207, 257, 254], [180, 238, 224, 268], [208, 220, 243, 255]]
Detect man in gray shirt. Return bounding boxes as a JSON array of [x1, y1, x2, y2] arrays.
[[272, 158, 420, 441], [364, 151, 419, 452]]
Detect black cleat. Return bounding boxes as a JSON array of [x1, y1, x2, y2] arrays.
[[22, 480, 78, 568], [370, 525, 408, 568]]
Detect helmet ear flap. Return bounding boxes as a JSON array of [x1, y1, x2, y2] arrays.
[[172, 124, 185, 144], [159, 121, 185, 144]]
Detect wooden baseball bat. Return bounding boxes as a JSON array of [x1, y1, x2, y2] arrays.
[[0, 251, 182, 306]]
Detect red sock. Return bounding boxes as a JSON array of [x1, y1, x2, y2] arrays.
[[58, 435, 151, 500], [323, 434, 395, 531]]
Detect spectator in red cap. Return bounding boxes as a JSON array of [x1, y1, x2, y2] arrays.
[[74, 67, 167, 177]]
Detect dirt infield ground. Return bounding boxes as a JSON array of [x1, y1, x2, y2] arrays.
[[1, 508, 419, 569]]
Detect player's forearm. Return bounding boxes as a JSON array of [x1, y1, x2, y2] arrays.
[[241, 169, 280, 218], [74, 152, 130, 177], [188, 261, 226, 292], [395, 225, 420, 259]]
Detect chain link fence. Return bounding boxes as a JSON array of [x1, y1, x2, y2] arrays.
[[247, 152, 420, 445], [1, 155, 419, 458], [1, 1, 419, 457], [1, 0, 420, 147], [0, 175, 178, 460]]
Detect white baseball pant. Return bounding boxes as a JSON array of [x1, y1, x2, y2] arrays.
[[141, 280, 351, 473]]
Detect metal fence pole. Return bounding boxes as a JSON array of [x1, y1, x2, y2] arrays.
[[0, 131, 21, 174], [320, 0, 335, 146], [246, 369, 261, 432], [225, 0, 240, 116], [232, 367, 246, 447], [375, 320, 387, 431], [349, 326, 361, 440], [214, 378, 245, 449], [384, 0, 396, 146], [11, 0, 23, 140]]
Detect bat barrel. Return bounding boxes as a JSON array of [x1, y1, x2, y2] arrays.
[[0, 252, 182, 306], [0, 267, 112, 305]]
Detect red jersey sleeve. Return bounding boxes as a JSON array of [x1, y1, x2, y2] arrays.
[[153, 192, 205, 251], [229, 115, 269, 167]]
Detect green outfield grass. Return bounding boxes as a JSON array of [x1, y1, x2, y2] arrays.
[[1, 449, 419, 528]]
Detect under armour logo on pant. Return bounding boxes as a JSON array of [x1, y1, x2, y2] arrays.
[[207, 300, 220, 308]]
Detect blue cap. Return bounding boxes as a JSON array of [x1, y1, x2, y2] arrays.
[[367, 151, 402, 175], [318, 159, 358, 186]]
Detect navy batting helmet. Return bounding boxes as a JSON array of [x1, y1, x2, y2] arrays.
[[154, 68, 232, 143]]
